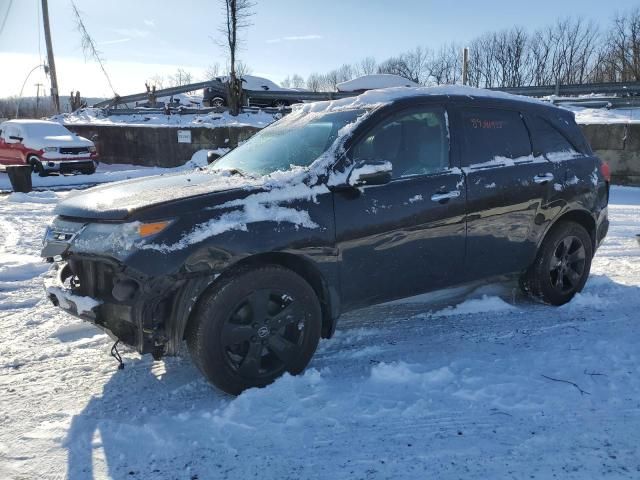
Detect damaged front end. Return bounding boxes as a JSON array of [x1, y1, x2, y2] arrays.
[[41, 218, 206, 359]]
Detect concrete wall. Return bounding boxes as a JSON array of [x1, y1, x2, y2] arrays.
[[580, 123, 640, 186], [65, 125, 261, 168]]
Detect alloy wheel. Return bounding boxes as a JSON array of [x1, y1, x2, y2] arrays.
[[549, 235, 587, 294], [220, 289, 307, 379]]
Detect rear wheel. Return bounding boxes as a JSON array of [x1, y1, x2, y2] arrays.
[[186, 265, 321, 395], [210, 96, 225, 108], [521, 221, 593, 305]]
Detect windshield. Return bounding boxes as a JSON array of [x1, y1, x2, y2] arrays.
[[24, 122, 72, 138], [213, 109, 366, 176]]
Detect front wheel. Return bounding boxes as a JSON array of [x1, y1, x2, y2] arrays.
[[186, 266, 322, 395], [521, 221, 593, 305]]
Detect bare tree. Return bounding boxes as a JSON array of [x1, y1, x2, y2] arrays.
[[598, 8, 640, 81], [358, 56, 377, 76], [378, 47, 429, 84], [219, 0, 255, 115], [148, 74, 165, 89], [168, 68, 193, 87], [291, 74, 305, 88], [70, 1, 116, 96], [204, 62, 221, 80], [306, 72, 324, 92]]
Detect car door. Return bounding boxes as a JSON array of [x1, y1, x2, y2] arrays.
[[0, 124, 19, 165], [333, 105, 466, 309], [3, 124, 24, 165], [0, 126, 8, 165], [454, 106, 557, 280]]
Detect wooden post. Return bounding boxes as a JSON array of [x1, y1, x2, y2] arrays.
[[41, 0, 60, 114], [462, 47, 469, 86]]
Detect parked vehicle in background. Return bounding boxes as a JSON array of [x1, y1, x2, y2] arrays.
[[337, 74, 419, 93], [0, 120, 98, 175], [41, 86, 609, 395], [204, 75, 303, 108]]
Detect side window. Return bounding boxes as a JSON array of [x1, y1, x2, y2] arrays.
[[351, 108, 449, 179], [525, 115, 579, 157], [460, 108, 531, 166]]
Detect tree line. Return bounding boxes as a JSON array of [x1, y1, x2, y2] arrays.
[[281, 8, 640, 91]]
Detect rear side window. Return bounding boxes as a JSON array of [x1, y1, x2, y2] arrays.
[[460, 108, 531, 166], [525, 115, 578, 157]]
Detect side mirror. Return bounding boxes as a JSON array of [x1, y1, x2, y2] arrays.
[[347, 160, 393, 187], [207, 151, 222, 164], [8, 135, 23, 144]]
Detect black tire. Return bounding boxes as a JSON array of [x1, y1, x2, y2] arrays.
[[521, 221, 593, 305], [82, 164, 96, 175], [186, 265, 322, 395], [210, 96, 225, 108]]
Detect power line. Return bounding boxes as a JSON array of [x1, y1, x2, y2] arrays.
[[0, 0, 13, 38]]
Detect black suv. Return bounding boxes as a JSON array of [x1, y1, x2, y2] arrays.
[[42, 87, 609, 394]]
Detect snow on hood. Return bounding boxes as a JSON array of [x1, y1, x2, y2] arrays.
[[26, 134, 93, 150], [57, 168, 266, 219], [337, 74, 419, 92]]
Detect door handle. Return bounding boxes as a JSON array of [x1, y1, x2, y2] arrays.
[[533, 173, 554, 184], [431, 190, 461, 203]]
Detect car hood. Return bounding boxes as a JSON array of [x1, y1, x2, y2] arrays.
[[27, 135, 93, 150], [55, 169, 265, 220]]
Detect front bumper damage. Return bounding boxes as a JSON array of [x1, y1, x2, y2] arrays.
[[44, 257, 185, 358]]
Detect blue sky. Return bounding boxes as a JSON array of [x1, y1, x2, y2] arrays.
[[0, 0, 638, 98]]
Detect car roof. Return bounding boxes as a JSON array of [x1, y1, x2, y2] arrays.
[[294, 85, 564, 117]]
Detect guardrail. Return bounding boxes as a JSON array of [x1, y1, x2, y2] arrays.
[[491, 81, 640, 97], [102, 105, 291, 116]]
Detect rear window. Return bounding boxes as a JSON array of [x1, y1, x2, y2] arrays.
[[525, 115, 579, 157], [460, 108, 531, 166]]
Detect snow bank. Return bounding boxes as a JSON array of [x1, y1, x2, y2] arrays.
[[51, 108, 277, 129], [431, 295, 518, 317], [562, 105, 640, 124]]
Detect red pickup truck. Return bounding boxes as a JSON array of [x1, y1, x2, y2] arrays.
[[0, 119, 98, 175]]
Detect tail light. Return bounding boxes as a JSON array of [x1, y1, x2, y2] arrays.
[[599, 161, 611, 183]]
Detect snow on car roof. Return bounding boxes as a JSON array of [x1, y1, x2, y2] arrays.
[[295, 85, 550, 115], [336, 74, 419, 92]]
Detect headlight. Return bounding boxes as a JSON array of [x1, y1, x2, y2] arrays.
[[44, 147, 58, 152], [89, 146, 97, 153], [71, 220, 173, 257]]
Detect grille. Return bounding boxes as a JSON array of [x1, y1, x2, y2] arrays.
[[68, 258, 116, 299], [59, 147, 89, 155]]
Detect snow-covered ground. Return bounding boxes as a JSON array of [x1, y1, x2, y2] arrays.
[[0, 186, 639, 479]]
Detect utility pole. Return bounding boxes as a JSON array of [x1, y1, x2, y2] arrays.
[[41, 0, 60, 113], [35, 82, 43, 117], [462, 47, 469, 86]]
